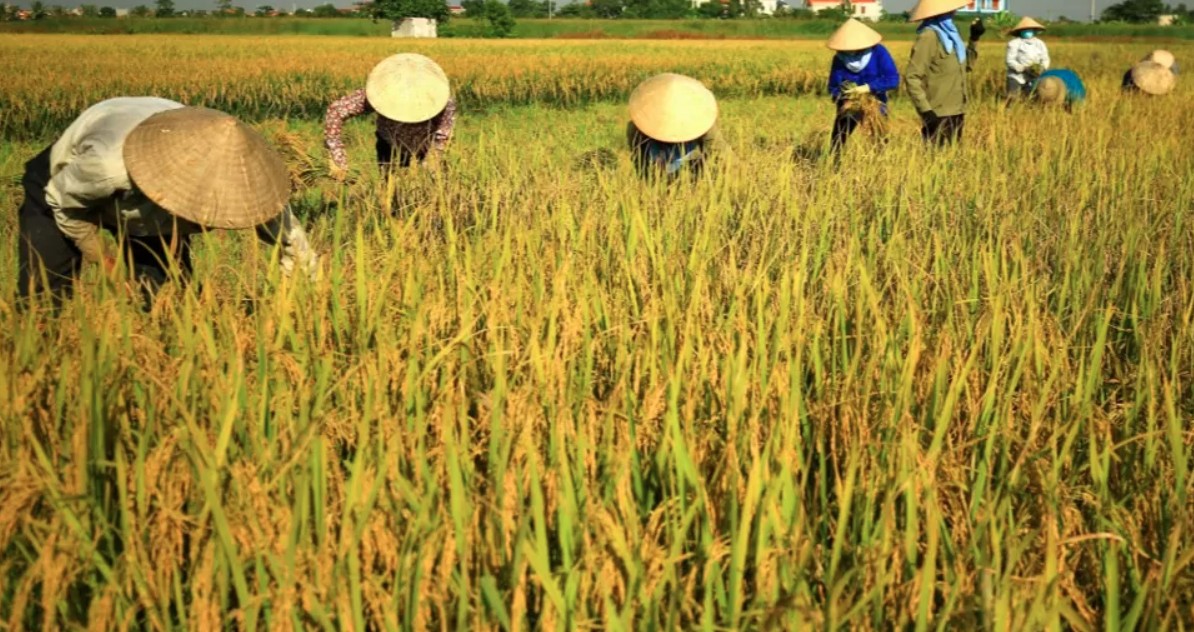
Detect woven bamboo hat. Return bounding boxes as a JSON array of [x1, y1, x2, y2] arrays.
[[1008, 16, 1046, 35], [366, 53, 451, 123], [123, 107, 289, 230], [1035, 76, 1067, 104], [1142, 49, 1176, 71], [909, 0, 968, 22], [628, 73, 718, 143], [1130, 61, 1176, 95], [826, 18, 882, 52]]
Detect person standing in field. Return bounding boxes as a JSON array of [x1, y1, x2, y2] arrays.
[[825, 18, 900, 156], [1032, 69, 1086, 112], [904, 0, 983, 145], [626, 73, 720, 179], [1004, 17, 1050, 104], [324, 53, 455, 178], [16, 97, 318, 306], [1122, 50, 1179, 94]]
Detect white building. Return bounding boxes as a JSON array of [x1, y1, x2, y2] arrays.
[[965, 0, 1008, 13], [805, 0, 883, 21], [392, 17, 438, 37]]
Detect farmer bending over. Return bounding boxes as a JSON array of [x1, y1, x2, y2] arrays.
[[1122, 50, 1179, 95], [1033, 69, 1086, 112], [16, 97, 318, 306], [825, 18, 900, 156], [626, 73, 721, 180], [324, 53, 456, 179]]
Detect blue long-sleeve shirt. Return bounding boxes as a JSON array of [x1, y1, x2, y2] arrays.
[[827, 44, 901, 106], [1036, 68, 1086, 104]]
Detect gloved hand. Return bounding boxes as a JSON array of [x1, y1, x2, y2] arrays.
[[969, 18, 985, 42], [843, 83, 872, 97], [920, 110, 940, 126], [329, 162, 351, 184], [281, 252, 320, 282]]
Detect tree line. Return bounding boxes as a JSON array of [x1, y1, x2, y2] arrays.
[[5, 0, 1189, 25], [0, 0, 371, 18], [1100, 0, 1191, 23]]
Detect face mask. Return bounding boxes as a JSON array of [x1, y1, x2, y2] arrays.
[[1019, 30, 1035, 39], [838, 49, 873, 73]]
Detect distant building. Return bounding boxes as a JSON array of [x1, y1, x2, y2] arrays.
[[805, 0, 883, 21], [690, 0, 782, 16], [964, 0, 1007, 14], [1157, 13, 1177, 25], [392, 16, 437, 37], [448, 4, 465, 14]]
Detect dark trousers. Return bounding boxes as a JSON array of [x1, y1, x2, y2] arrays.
[[17, 146, 193, 307], [376, 134, 427, 172], [830, 110, 864, 155], [1005, 78, 1028, 104], [922, 114, 964, 146]]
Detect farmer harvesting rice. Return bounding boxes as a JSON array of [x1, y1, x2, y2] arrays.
[[825, 18, 900, 155], [904, 0, 983, 145], [1122, 50, 1179, 94], [1122, 61, 1177, 96], [626, 73, 720, 178], [1005, 17, 1050, 103], [324, 53, 455, 177], [1141, 49, 1180, 75], [16, 97, 318, 305], [1033, 69, 1086, 112]]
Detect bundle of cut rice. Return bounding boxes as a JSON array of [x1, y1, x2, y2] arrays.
[[839, 81, 889, 137]]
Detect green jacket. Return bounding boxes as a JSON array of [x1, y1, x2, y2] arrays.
[[904, 29, 976, 117]]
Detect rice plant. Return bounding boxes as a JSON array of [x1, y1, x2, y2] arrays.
[[1, 36, 1192, 630]]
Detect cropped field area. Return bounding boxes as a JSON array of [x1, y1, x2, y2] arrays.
[[2, 35, 1193, 630], [4, 16, 1194, 41], [0, 35, 1179, 139]]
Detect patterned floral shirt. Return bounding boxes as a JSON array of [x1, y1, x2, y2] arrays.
[[323, 88, 456, 169]]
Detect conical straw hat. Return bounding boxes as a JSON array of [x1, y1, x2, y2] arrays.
[[1008, 16, 1046, 34], [909, 0, 969, 22], [123, 107, 289, 230], [366, 53, 451, 123], [1142, 49, 1176, 70], [1035, 76, 1066, 104], [1130, 61, 1176, 95], [628, 73, 718, 143], [826, 18, 882, 51]]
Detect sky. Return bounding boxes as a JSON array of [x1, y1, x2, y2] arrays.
[[886, 0, 1110, 20]]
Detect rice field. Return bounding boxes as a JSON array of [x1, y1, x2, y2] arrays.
[[1, 34, 1193, 630]]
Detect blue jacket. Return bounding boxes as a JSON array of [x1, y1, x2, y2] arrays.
[[1036, 68, 1086, 104], [828, 44, 901, 106]]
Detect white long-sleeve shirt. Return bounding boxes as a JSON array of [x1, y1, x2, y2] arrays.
[[1005, 38, 1050, 85], [45, 97, 317, 277]]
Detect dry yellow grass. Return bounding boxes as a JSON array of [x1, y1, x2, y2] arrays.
[[1, 34, 1192, 630]]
